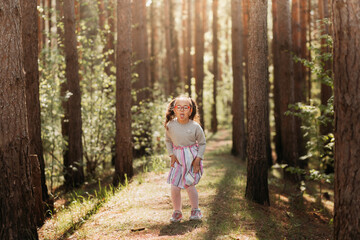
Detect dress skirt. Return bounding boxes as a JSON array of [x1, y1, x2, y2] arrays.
[[167, 144, 203, 189]]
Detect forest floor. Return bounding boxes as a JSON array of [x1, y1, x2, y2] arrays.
[[39, 129, 334, 240]]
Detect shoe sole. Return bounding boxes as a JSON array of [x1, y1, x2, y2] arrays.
[[170, 218, 182, 223]]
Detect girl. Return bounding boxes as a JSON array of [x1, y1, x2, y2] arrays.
[[164, 96, 206, 222]]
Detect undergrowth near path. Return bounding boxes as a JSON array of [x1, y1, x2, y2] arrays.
[[39, 129, 333, 240]]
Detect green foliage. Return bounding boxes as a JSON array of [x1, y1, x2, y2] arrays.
[[78, 15, 116, 178], [285, 19, 334, 186], [39, 27, 66, 191]]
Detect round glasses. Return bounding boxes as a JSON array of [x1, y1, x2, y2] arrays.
[[175, 105, 191, 111]]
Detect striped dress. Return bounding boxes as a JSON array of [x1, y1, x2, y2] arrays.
[[165, 119, 206, 189]]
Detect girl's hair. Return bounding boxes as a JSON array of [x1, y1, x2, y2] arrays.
[[164, 96, 200, 129]]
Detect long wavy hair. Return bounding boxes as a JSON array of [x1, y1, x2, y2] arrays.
[[164, 96, 200, 129]]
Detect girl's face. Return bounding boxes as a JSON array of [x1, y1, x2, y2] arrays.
[[174, 98, 192, 123]]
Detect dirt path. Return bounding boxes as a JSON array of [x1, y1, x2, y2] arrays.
[[45, 129, 332, 240]]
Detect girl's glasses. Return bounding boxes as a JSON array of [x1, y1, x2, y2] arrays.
[[175, 105, 191, 111]]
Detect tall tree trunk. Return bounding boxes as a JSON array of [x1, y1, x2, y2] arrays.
[[300, 0, 308, 101], [318, 0, 332, 136], [164, 0, 175, 95], [245, 0, 270, 206], [0, 1, 39, 238], [333, 1, 360, 238], [114, 0, 133, 186], [21, 0, 50, 224], [38, 0, 43, 53], [242, 0, 249, 124], [195, 0, 205, 128], [63, 0, 84, 189], [307, 0, 312, 101], [105, 0, 115, 76], [231, 0, 246, 160], [97, 0, 106, 31], [277, 0, 299, 182], [150, 0, 157, 90], [132, 0, 150, 102], [292, 0, 306, 167], [211, 0, 218, 133], [186, 0, 192, 97], [272, 0, 282, 163]]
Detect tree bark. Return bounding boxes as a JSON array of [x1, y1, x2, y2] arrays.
[[150, 0, 157, 91], [63, 0, 84, 189], [104, 0, 115, 76], [132, 0, 150, 102], [114, 0, 133, 186], [292, 0, 306, 167], [0, 1, 39, 238], [164, 0, 175, 95], [277, 0, 299, 182], [195, 0, 205, 128], [245, 0, 270, 206], [21, 0, 50, 224], [272, 0, 282, 163], [318, 0, 332, 136], [231, 0, 246, 160], [186, 0, 192, 96], [300, 0, 308, 101], [211, 0, 218, 133], [333, 0, 360, 238], [242, 0, 249, 124]]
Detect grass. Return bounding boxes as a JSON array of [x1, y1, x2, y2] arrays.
[[39, 129, 333, 240]]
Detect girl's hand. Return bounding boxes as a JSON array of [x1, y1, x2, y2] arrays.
[[192, 157, 201, 173], [170, 155, 180, 167]]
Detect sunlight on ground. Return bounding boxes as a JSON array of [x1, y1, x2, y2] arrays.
[[39, 129, 332, 240]]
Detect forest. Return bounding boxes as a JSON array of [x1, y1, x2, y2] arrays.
[[0, 0, 359, 239]]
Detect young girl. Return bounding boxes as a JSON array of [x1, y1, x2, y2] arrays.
[[164, 96, 206, 222]]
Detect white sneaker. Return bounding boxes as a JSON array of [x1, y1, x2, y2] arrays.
[[170, 210, 183, 223], [189, 208, 202, 220]]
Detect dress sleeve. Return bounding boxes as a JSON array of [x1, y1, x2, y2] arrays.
[[165, 128, 174, 156], [195, 125, 206, 159]]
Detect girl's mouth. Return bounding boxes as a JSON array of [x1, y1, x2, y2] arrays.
[[180, 114, 185, 118]]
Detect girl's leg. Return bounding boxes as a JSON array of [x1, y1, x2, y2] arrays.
[[171, 185, 182, 211], [186, 185, 199, 209]]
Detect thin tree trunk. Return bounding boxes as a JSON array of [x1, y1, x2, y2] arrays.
[[132, 0, 150, 102], [272, 0, 282, 163], [38, 0, 43, 53], [186, 0, 192, 97], [164, 0, 175, 95], [63, 0, 84, 189], [195, 0, 205, 128], [211, 0, 218, 133], [231, 0, 245, 160], [98, 0, 106, 31], [242, 0, 249, 124], [300, 0, 308, 101], [277, 0, 299, 182], [245, 0, 270, 206], [292, 0, 306, 167], [105, 0, 115, 76], [318, 0, 332, 136], [307, 0, 312, 101], [21, 0, 50, 224], [114, 0, 133, 186], [0, 1, 39, 238], [150, 0, 157, 90], [333, 0, 360, 238]]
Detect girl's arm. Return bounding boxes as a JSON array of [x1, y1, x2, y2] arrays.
[[195, 125, 206, 159], [165, 129, 174, 156]]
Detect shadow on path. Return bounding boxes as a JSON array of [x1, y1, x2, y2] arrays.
[[203, 154, 244, 240], [159, 220, 203, 237]]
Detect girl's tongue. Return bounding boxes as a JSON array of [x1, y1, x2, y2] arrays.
[[180, 113, 185, 119]]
